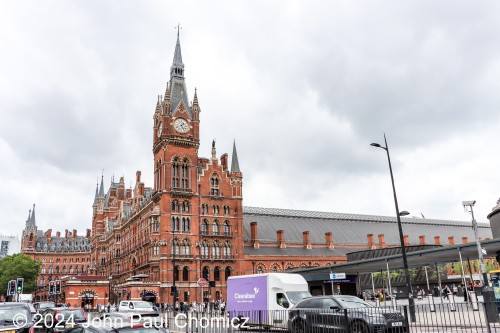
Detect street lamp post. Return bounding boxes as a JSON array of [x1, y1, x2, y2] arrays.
[[371, 134, 416, 322], [108, 275, 112, 306], [462, 200, 488, 285]]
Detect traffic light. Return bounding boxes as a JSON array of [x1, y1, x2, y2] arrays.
[[49, 281, 55, 295], [16, 278, 24, 294], [8, 280, 16, 296], [55, 280, 61, 295]]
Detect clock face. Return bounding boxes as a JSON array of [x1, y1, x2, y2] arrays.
[[157, 122, 163, 137], [173, 118, 189, 133]]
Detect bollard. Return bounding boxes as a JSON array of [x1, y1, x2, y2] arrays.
[[391, 295, 397, 310], [427, 293, 435, 312], [482, 286, 499, 323], [375, 298, 380, 307], [470, 291, 479, 311], [449, 293, 456, 312]]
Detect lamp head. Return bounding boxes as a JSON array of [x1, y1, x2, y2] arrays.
[[462, 200, 476, 207], [370, 143, 381, 148], [399, 211, 410, 216]]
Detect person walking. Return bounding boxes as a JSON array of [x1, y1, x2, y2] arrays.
[[442, 285, 450, 300]]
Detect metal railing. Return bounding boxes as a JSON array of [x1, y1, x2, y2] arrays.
[[154, 299, 500, 332]]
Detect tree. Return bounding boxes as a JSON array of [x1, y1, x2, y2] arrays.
[[0, 254, 40, 296]]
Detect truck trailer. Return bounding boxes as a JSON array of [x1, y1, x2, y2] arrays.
[[227, 273, 311, 329]]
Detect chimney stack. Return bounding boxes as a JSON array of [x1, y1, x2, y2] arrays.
[[419, 235, 426, 245], [404, 235, 409, 246], [367, 234, 374, 249], [378, 234, 385, 248], [448, 236, 455, 246], [250, 222, 259, 248], [303, 231, 311, 249], [73, 229, 77, 239], [86, 229, 91, 238], [277, 230, 286, 248], [325, 232, 334, 249], [462, 236, 469, 244], [56, 231, 61, 237], [434, 236, 441, 245]]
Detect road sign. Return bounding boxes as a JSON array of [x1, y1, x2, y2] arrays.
[[197, 278, 208, 287], [330, 273, 346, 280]]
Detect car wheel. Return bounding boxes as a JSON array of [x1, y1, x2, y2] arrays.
[[350, 320, 369, 333], [292, 320, 306, 333]]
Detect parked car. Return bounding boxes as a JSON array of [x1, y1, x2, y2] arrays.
[[98, 312, 165, 328], [33, 302, 56, 314], [39, 307, 87, 332], [117, 301, 156, 313], [0, 302, 36, 333], [62, 321, 169, 333], [288, 295, 407, 333]]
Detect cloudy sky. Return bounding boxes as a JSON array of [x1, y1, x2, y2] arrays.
[[1, 1, 500, 238]]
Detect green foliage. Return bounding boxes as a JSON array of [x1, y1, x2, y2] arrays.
[[0, 254, 40, 295]]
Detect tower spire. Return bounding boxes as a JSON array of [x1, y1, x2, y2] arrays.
[[231, 140, 241, 173], [30, 203, 36, 226], [99, 173, 104, 197], [171, 25, 184, 79], [94, 179, 99, 205]]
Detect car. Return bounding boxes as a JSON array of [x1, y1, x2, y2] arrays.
[[33, 302, 56, 314], [288, 295, 407, 333], [0, 302, 36, 333], [62, 321, 169, 333], [39, 307, 87, 332], [97, 312, 165, 328], [117, 302, 156, 313]]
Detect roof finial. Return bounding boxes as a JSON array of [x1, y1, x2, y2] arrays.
[[176, 23, 182, 38], [211, 139, 217, 159]]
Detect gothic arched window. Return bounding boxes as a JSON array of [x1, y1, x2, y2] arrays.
[[172, 158, 180, 188]]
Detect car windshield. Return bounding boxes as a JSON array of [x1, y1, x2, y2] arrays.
[[287, 291, 312, 304], [0, 307, 29, 324], [134, 303, 152, 309], [335, 297, 373, 309], [38, 302, 55, 309]]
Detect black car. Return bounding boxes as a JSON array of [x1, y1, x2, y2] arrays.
[[39, 307, 87, 332], [62, 322, 169, 333], [0, 302, 36, 333], [288, 295, 407, 333]]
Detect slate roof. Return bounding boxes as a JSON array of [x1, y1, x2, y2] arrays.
[[244, 246, 354, 257], [243, 206, 492, 246], [35, 236, 91, 252]]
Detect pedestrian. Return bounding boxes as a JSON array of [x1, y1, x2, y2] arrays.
[[442, 285, 450, 300]]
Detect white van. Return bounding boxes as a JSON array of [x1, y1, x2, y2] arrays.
[[118, 301, 156, 313], [227, 273, 311, 329]]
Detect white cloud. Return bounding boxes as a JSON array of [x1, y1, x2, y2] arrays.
[[1, 1, 499, 238]]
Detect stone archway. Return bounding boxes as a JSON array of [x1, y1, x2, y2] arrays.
[[78, 289, 97, 310], [140, 289, 158, 304]]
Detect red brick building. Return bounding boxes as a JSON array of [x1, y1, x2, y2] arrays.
[[21, 33, 494, 306]]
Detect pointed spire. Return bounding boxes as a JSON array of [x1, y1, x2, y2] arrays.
[[94, 180, 99, 205], [170, 26, 184, 79], [99, 173, 104, 197], [30, 204, 36, 226], [231, 140, 241, 173], [26, 209, 31, 224], [193, 88, 199, 107], [164, 82, 170, 103]]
